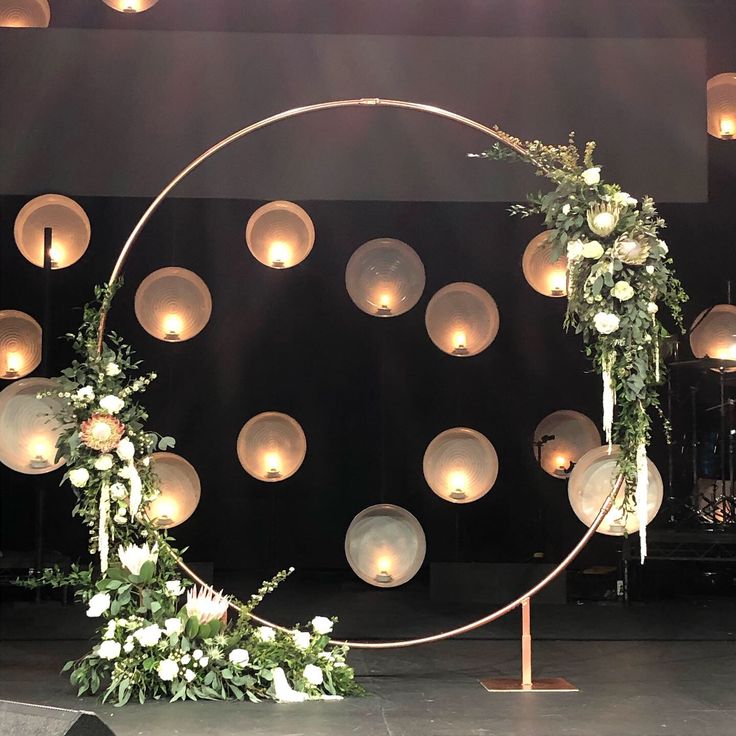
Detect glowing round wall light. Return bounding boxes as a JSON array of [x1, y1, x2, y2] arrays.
[[0, 0, 50, 27], [246, 201, 315, 269], [134, 267, 212, 342], [533, 410, 601, 479], [423, 427, 498, 504], [14, 194, 91, 269], [345, 238, 425, 317], [568, 444, 663, 535], [425, 282, 499, 357], [102, 0, 159, 12], [344, 504, 426, 588], [237, 412, 306, 482], [689, 304, 736, 362], [522, 231, 568, 297], [0, 377, 64, 474], [147, 452, 201, 529], [707, 73, 736, 140], [0, 310, 42, 380]]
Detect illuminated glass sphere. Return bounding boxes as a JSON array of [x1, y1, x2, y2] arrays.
[[246, 201, 315, 269], [689, 304, 736, 361], [0, 0, 49, 27], [102, 0, 159, 12], [344, 504, 426, 588], [0, 377, 64, 474], [707, 73, 736, 140], [423, 427, 499, 503], [568, 444, 663, 536], [0, 310, 42, 380], [425, 282, 499, 356], [522, 231, 568, 297], [14, 194, 91, 269], [134, 267, 212, 342], [345, 238, 425, 317], [147, 452, 201, 529], [533, 410, 601, 479], [237, 412, 306, 482]]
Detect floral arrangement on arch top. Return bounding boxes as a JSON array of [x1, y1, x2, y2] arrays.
[[21, 285, 362, 705], [477, 132, 687, 556]]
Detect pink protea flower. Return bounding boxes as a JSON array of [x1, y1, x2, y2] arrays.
[[80, 413, 125, 452], [185, 586, 229, 624]]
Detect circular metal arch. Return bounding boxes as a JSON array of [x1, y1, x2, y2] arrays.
[[94, 97, 620, 649]]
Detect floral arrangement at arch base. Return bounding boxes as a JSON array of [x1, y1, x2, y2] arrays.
[[475, 133, 687, 558], [21, 287, 363, 705]]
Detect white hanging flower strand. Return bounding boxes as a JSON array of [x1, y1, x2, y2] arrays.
[[635, 441, 649, 562], [127, 462, 142, 518], [98, 482, 110, 573], [601, 352, 616, 453]]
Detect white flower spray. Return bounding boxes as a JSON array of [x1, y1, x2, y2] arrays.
[[601, 352, 616, 453], [636, 441, 649, 562], [98, 482, 110, 573]]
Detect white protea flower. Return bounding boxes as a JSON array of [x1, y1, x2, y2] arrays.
[[185, 586, 228, 624], [303, 663, 324, 686], [586, 202, 620, 237], [86, 592, 110, 618], [118, 542, 158, 576], [157, 658, 179, 682], [311, 616, 333, 635], [97, 640, 121, 660]]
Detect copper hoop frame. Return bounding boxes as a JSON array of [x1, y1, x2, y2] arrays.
[[94, 97, 620, 650]]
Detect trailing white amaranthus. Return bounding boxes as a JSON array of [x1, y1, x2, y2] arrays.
[[98, 482, 110, 573], [601, 351, 616, 452], [635, 442, 649, 561]]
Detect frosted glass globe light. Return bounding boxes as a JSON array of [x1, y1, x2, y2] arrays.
[[134, 267, 212, 342], [423, 427, 499, 503], [0, 0, 50, 27], [425, 282, 499, 357], [707, 73, 736, 140], [237, 412, 307, 482], [0, 377, 64, 474], [522, 231, 568, 297], [0, 310, 42, 380], [14, 194, 91, 269], [344, 504, 426, 588], [689, 304, 736, 361], [102, 0, 159, 12], [148, 452, 201, 528], [568, 444, 663, 535], [246, 201, 315, 269], [533, 410, 601, 479], [345, 238, 426, 317]]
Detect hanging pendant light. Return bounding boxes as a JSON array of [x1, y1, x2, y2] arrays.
[[707, 73, 736, 140], [147, 452, 201, 529], [0, 0, 50, 27], [102, 0, 159, 12], [236, 412, 307, 482], [246, 201, 315, 269], [689, 304, 736, 362], [533, 410, 601, 479], [522, 231, 568, 297], [0, 310, 42, 380]]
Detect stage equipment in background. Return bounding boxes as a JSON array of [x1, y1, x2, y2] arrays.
[[344, 504, 426, 587], [689, 303, 736, 361], [568, 444, 663, 534], [134, 267, 212, 342], [0, 700, 115, 736], [0, 377, 64, 474], [522, 231, 569, 297], [424, 282, 499, 356], [423, 427, 499, 503], [245, 200, 315, 269], [236, 411, 307, 482], [345, 238, 425, 317], [0, 0, 49, 26], [707, 73, 736, 140], [0, 310, 42, 380], [147, 452, 201, 528], [533, 410, 601, 479], [14, 194, 90, 269], [102, 0, 158, 12]]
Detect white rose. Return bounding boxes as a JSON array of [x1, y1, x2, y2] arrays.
[[123, 641, 134, 653], [645, 265, 655, 275], [593, 312, 621, 335], [303, 664, 323, 686], [292, 630, 311, 650], [97, 640, 121, 660], [184, 669, 196, 683], [105, 363, 121, 377], [311, 616, 333, 635], [566, 239, 584, 261], [658, 239, 669, 255], [181, 654, 191, 665], [257, 626, 275, 642], [99, 395, 124, 414], [94, 454, 114, 471], [164, 618, 183, 636], [69, 468, 90, 488], [165, 580, 184, 597], [103, 620, 116, 639], [192, 649, 203, 661], [561, 203, 571, 215], [134, 624, 163, 647], [611, 281, 635, 301], [116, 438, 135, 461], [582, 240, 604, 260], [199, 656, 209, 667], [647, 302, 659, 314], [75, 386, 95, 401], [228, 648, 249, 666], [581, 167, 601, 185], [157, 658, 179, 682], [110, 483, 127, 500], [86, 592, 110, 618]]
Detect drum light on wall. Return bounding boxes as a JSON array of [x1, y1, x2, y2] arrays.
[[689, 304, 736, 361], [345, 238, 425, 317], [707, 73, 736, 140], [423, 427, 499, 503], [0, 0, 50, 27], [344, 504, 426, 588], [425, 282, 499, 356], [568, 444, 663, 535], [0, 377, 64, 474], [237, 412, 307, 482], [522, 231, 568, 297], [14, 194, 91, 269], [245, 201, 315, 269], [147, 452, 201, 529], [134, 267, 212, 342], [533, 410, 601, 479], [102, 0, 159, 12], [0, 310, 42, 380]]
